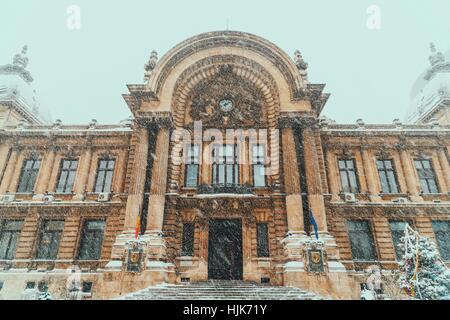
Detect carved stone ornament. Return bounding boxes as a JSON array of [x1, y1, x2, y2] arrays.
[[303, 239, 327, 274], [124, 239, 147, 273], [189, 64, 264, 128]]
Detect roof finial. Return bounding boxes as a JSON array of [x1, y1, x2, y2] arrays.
[[13, 45, 29, 69], [428, 42, 445, 66], [293, 50, 308, 83], [144, 50, 158, 83]]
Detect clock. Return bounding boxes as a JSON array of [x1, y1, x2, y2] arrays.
[[219, 99, 234, 112]]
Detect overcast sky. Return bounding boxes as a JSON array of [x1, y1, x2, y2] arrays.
[[1, 0, 449, 124]]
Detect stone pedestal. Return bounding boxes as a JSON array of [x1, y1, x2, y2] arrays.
[[281, 233, 355, 299]]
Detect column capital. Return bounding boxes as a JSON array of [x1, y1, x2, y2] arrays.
[[277, 116, 317, 129], [135, 112, 174, 130]]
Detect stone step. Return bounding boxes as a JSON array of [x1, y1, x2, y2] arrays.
[[119, 281, 322, 300]]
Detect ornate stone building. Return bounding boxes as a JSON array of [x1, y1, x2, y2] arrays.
[[0, 32, 449, 300]]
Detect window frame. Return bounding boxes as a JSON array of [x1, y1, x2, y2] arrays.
[[388, 220, 411, 261], [338, 158, 360, 194], [376, 159, 399, 194], [35, 220, 65, 260], [17, 158, 41, 193], [414, 158, 439, 194], [181, 222, 195, 256], [347, 219, 378, 261], [256, 222, 270, 257], [184, 144, 200, 188], [251, 144, 266, 188], [94, 158, 116, 193], [77, 220, 106, 260], [211, 144, 239, 186], [432, 221, 450, 261], [0, 220, 24, 260], [55, 159, 78, 194]]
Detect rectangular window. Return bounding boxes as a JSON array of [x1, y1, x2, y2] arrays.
[[415, 159, 439, 194], [347, 220, 377, 261], [257, 223, 270, 257], [185, 145, 200, 187], [181, 223, 194, 256], [252, 145, 266, 187], [17, 159, 41, 193], [338, 159, 359, 193], [36, 220, 65, 260], [212, 145, 239, 185], [377, 159, 399, 194], [94, 159, 115, 193], [432, 221, 450, 261], [78, 220, 106, 260], [389, 221, 408, 261], [0, 220, 23, 260], [56, 159, 78, 193]]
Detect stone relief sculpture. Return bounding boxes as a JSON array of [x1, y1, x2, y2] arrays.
[[294, 50, 308, 83], [189, 65, 264, 127], [144, 50, 158, 83]]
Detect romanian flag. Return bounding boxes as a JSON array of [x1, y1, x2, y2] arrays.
[[309, 209, 319, 240], [135, 205, 141, 240]]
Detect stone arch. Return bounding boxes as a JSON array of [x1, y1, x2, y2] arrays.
[[171, 55, 280, 128], [145, 31, 305, 109]]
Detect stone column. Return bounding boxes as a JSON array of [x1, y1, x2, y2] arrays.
[[146, 127, 170, 234], [73, 147, 93, 200], [437, 148, 450, 193], [123, 127, 149, 234], [141, 123, 172, 265], [33, 148, 57, 199], [106, 127, 149, 270], [302, 127, 327, 233], [281, 127, 304, 234], [0, 144, 10, 179], [360, 145, 381, 201], [325, 148, 340, 202], [0, 148, 20, 194], [397, 145, 422, 201]]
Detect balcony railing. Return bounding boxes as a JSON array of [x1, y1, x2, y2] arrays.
[[197, 184, 254, 195]]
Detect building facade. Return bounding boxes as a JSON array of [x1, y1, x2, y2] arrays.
[[0, 32, 449, 300]]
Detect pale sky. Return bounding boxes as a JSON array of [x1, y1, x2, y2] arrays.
[[1, 0, 449, 124]]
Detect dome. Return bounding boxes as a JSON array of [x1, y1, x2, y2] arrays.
[[0, 46, 52, 126], [406, 43, 450, 124]]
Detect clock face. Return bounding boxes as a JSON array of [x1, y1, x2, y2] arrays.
[[219, 99, 234, 112]]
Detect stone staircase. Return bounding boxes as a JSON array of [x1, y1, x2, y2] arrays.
[[118, 280, 323, 300]]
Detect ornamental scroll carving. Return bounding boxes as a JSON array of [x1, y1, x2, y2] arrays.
[[189, 65, 265, 128]]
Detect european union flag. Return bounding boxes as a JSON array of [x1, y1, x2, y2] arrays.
[[309, 209, 319, 240]]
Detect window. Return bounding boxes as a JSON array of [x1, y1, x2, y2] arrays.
[[56, 159, 78, 193], [36, 220, 65, 260], [432, 221, 450, 261], [347, 220, 377, 261], [212, 145, 239, 185], [252, 145, 266, 187], [389, 221, 408, 260], [185, 145, 200, 187], [94, 159, 115, 193], [377, 159, 399, 193], [338, 159, 359, 193], [0, 220, 23, 260], [78, 220, 106, 260], [257, 223, 270, 257], [17, 159, 41, 193], [82, 281, 93, 293], [181, 223, 194, 256], [415, 159, 439, 194]]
